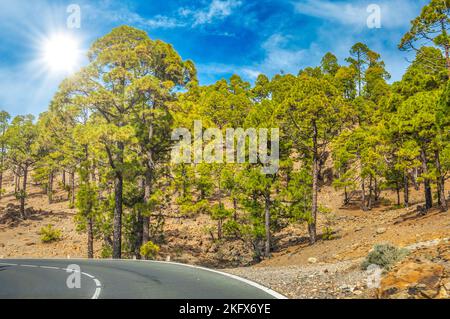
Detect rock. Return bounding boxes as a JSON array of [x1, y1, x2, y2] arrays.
[[436, 287, 449, 299], [376, 228, 386, 235], [443, 280, 450, 291], [353, 290, 363, 296], [308, 257, 318, 264], [378, 261, 444, 299], [339, 284, 354, 293]]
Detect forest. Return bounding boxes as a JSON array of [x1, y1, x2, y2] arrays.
[[0, 0, 448, 262]]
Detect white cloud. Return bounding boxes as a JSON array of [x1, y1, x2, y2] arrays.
[[199, 33, 308, 81], [189, 0, 242, 26], [293, 0, 422, 29], [87, 0, 242, 30], [82, 2, 185, 29]]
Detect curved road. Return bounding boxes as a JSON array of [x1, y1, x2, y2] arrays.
[[0, 259, 285, 299]]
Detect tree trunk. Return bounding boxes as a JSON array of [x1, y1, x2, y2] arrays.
[[361, 177, 367, 211], [0, 146, 3, 199], [20, 166, 28, 219], [404, 173, 409, 208], [87, 217, 94, 259], [16, 173, 21, 193], [264, 195, 271, 258], [135, 214, 143, 260], [48, 171, 53, 204], [344, 186, 349, 205], [112, 142, 124, 259], [367, 176, 373, 210], [218, 219, 223, 240], [374, 178, 380, 201], [309, 122, 319, 244], [70, 171, 75, 206], [233, 197, 238, 221], [413, 168, 420, 191], [420, 148, 433, 210], [142, 170, 152, 248], [396, 182, 401, 206], [435, 150, 448, 211], [62, 170, 66, 188]]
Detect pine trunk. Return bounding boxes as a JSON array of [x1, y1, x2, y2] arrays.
[[112, 142, 124, 259], [309, 122, 319, 244], [404, 174, 409, 208], [420, 148, 433, 210], [20, 166, 28, 219], [87, 217, 94, 259], [48, 171, 53, 204], [70, 171, 75, 206], [367, 176, 373, 210], [435, 150, 448, 211], [264, 195, 271, 258], [361, 177, 367, 211], [142, 170, 152, 248]]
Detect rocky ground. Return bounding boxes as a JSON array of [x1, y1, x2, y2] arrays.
[[224, 238, 450, 299]]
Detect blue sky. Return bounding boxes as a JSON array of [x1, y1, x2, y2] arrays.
[[0, 0, 429, 117]]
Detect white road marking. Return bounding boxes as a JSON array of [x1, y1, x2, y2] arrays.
[[82, 272, 94, 279], [92, 287, 101, 299], [0, 263, 18, 266], [20, 264, 38, 268], [144, 260, 288, 299], [39, 266, 59, 270], [93, 279, 101, 287]]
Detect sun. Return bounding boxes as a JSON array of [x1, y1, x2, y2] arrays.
[[42, 33, 80, 73]]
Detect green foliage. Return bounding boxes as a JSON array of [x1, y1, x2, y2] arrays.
[[140, 241, 160, 260], [40, 225, 62, 243], [322, 227, 334, 241], [101, 244, 113, 259], [361, 244, 409, 270]]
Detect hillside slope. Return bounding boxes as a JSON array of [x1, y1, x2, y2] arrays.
[[0, 174, 449, 299]]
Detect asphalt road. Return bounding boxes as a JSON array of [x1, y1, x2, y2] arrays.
[[0, 259, 285, 299]]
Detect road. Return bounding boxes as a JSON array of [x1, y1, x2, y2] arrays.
[[0, 259, 286, 299]]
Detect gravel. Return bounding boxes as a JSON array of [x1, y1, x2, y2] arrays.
[[223, 259, 376, 299]]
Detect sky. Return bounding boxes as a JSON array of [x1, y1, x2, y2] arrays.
[[0, 0, 429, 117]]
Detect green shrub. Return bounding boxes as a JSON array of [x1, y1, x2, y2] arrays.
[[361, 244, 409, 270], [322, 227, 334, 241], [39, 225, 62, 243], [140, 241, 160, 260], [100, 245, 113, 259]]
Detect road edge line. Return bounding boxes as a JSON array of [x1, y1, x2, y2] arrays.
[[144, 260, 288, 299]]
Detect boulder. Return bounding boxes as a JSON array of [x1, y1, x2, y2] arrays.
[[378, 261, 445, 299]]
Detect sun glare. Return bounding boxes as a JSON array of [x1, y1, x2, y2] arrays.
[[42, 33, 80, 73]]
